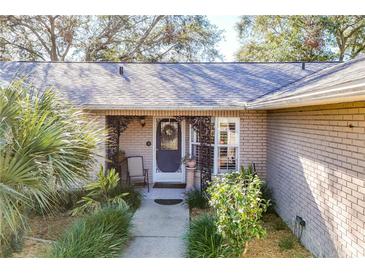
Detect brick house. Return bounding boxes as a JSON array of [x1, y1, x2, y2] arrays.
[[0, 56, 364, 257]]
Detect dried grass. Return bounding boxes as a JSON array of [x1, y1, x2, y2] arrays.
[[242, 213, 312, 258]]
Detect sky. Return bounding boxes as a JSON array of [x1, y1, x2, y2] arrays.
[[207, 16, 241, 61]]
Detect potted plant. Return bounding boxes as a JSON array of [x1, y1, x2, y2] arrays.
[[182, 154, 196, 168]]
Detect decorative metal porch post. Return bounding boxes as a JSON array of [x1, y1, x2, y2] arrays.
[[105, 116, 134, 173], [187, 116, 213, 192]]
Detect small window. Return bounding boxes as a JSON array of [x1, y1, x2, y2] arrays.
[[160, 121, 178, 150]]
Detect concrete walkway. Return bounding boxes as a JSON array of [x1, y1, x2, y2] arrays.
[[122, 188, 189, 258]]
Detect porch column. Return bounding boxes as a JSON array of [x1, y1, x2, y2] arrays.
[[105, 115, 134, 174], [184, 116, 213, 191]]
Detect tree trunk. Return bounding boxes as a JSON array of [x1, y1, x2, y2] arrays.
[[48, 16, 59, 61]]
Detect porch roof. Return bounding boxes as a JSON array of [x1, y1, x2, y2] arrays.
[[0, 61, 338, 110]]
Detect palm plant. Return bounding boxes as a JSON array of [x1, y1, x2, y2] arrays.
[[0, 81, 103, 250], [71, 166, 129, 216]]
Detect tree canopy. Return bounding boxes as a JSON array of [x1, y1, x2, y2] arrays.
[[236, 16, 365, 62], [0, 16, 223, 62]]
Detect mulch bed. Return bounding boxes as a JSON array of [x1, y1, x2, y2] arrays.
[[190, 208, 312, 258], [12, 213, 77, 258], [243, 213, 312, 258]]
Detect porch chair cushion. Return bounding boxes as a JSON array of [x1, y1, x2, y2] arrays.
[[127, 156, 144, 177]]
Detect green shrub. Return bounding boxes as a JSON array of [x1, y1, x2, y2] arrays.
[[207, 166, 269, 257], [185, 214, 229, 258], [72, 167, 128, 215], [30, 188, 86, 215], [51, 205, 132, 258], [261, 182, 276, 213], [184, 189, 209, 209], [278, 236, 296, 251], [118, 184, 142, 211]]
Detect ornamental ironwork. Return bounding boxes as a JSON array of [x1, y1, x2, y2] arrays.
[[176, 116, 212, 191], [105, 116, 135, 172]]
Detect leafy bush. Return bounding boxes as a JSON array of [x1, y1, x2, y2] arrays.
[[261, 182, 276, 213], [278, 236, 296, 251], [72, 166, 128, 215], [58, 188, 87, 211], [185, 213, 229, 258], [184, 189, 209, 209], [117, 185, 142, 211], [30, 188, 87, 215], [207, 166, 269, 257], [51, 205, 132, 258]]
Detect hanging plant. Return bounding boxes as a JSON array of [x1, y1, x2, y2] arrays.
[[161, 123, 177, 141]]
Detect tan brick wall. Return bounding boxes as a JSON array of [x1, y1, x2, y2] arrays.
[[119, 117, 154, 181], [267, 102, 365, 257], [239, 110, 267, 178]]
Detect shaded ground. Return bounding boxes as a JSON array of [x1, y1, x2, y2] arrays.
[[191, 208, 312, 258], [12, 213, 76, 258]]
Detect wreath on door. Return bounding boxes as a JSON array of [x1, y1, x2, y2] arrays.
[[161, 123, 177, 141]]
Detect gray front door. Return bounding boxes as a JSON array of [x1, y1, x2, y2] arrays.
[[154, 118, 184, 182]]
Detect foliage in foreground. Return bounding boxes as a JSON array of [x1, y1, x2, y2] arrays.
[[72, 166, 141, 215], [184, 189, 209, 209], [50, 205, 132, 258], [0, 81, 102, 255], [185, 213, 229, 258], [207, 166, 269, 257], [117, 184, 142, 211]]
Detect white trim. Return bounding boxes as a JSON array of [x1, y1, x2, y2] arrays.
[[152, 117, 185, 183], [189, 117, 240, 176]]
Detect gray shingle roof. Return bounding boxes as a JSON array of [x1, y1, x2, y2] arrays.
[[250, 56, 365, 109], [0, 61, 338, 110]]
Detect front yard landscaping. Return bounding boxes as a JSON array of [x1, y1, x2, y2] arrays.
[[12, 214, 77, 258], [11, 167, 140, 258], [0, 82, 140, 258], [185, 167, 312, 258]]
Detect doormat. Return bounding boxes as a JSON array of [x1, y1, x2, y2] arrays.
[[153, 183, 186, 189], [154, 199, 183, 205]]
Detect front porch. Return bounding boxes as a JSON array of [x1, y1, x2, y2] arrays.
[[105, 114, 215, 190]]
